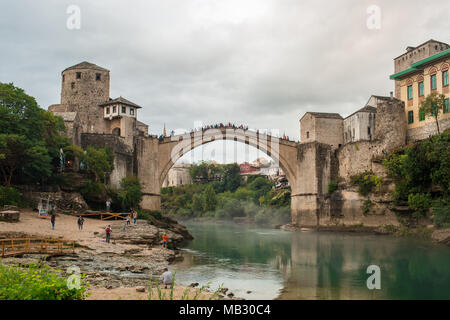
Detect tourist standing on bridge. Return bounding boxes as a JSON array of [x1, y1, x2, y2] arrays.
[[105, 225, 112, 243], [50, 214, 55, 230], [77, 216, 84, 230]]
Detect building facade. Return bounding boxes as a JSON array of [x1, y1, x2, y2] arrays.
[[299, 112, 344, 149], [48, 61, 150, 188], [390, 39, 450, 142], [162, 163, 192, 187]]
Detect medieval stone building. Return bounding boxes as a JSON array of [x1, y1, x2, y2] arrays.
[[48, 61, 149, 188]]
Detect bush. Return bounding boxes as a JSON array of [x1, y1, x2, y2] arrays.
[[0, 186, 23, 207], [117, 176, 142, 211], [328, 181, 338, 194], [0, 263, 89, 300], [350, 171, 382, 196], [432, 198, 450, 228], [408, 193, 432, 219], [138, 209, 163, 221], [362, 199, 374, 216]]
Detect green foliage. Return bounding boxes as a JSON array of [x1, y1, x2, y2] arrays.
[[202, 184, 217, 212], [0, 83, 69, 186], [161, 173, 290, 225], [0, 186, 23, 207], [83, 146, 114, 182], [117, 176, 142, 211], [362, 199, 374, 216], [0, 263, 89, 300], [408, 193, 432, 219], [419, 92, 447, 134], [138, 209, 163, 221], [80, 181, 108, 208], [432, 198, 450, 228], [328, 181, 338, 194], [191, 194, 204, 214], [350, 171, 382, 196], [383, 132, 450, 226], [220, 163, 242, 192]]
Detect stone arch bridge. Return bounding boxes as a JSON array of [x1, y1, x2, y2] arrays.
[[134, 126, 334, 225]]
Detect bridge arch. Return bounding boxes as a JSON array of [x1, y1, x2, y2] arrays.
[[158, 127, 297, 187]]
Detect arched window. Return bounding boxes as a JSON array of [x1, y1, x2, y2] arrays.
[[112, 127, 121, 136]]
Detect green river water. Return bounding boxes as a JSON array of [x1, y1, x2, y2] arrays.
[[173, 221, 450, 300]]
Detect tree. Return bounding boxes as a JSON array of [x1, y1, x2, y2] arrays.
[[84, 146, 114, 182], [117, 176, 142, 211], [192, 193, 204, 214], [0, 83, 69, 185], [221, 163, 241, 192], [419, 92, 447, 135], [202, 184, 217, 212]]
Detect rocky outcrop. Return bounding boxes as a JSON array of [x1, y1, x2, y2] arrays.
[[431, 228, 450, 246], [21, 190, 88, 213]]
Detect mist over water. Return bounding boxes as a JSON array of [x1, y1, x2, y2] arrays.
[[173, 221, 450, 300]]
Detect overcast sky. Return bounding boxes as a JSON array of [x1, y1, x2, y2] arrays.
[[1, 0, 449, 163]]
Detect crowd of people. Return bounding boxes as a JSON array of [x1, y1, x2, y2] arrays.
[[156, 123, 294, 142]]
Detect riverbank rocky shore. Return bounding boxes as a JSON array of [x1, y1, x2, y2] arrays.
[[0, 209, 229, 299]]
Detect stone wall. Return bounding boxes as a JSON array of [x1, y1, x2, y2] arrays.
[[61, 67, 110, 134], [81, 133, 134, 188], [407, 117, 450, 142]]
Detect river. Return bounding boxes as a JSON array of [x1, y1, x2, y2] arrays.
[[173, 221, 450, 300]]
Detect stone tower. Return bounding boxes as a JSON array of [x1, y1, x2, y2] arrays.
[[60, 62, 110, 133]]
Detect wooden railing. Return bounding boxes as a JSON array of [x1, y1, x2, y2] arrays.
[[0, 238, 75, 258], [79, 212, 131, 221]]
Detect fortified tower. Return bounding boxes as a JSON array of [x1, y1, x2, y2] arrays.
[[60, 61, 110, 133]]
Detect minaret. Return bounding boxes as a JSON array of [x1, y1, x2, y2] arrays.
[[163, 123, 167, 137]]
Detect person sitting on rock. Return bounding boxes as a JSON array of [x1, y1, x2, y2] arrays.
[[160, 268, 173, 289]]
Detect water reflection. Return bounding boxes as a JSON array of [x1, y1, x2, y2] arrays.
[[174, 221, 450, 300]]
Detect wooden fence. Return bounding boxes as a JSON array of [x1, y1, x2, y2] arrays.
[[0, 238, 75, 258]]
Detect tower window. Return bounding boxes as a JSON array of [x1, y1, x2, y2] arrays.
[[122, 106, 126, 113], [71, 82, 75, 89], [106, 107, 110, 115], [130, 108, 134, 116], [76, 72, 81, 79], [306, 131, 309, 138], [96, 73, 101, 81]]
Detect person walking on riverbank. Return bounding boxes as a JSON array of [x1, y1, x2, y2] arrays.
[[162, 233, 168, 249], [126, 215, 131, 226], [160, 268, 173, 289], [105, 225, 112, 243], [132, 210, 138, 225], [50, 214, 55, 230], [77, 216, 84, 230]]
